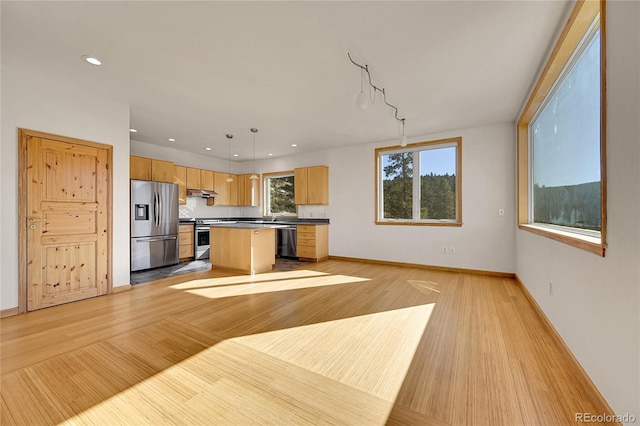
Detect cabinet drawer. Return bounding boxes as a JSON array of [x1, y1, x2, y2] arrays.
[[179, 244, 194, 258], [297, 225, 317, 233], [179, 232, 193, 245], [297, 231, 316, 240], [297, 238, 316, 247], [179, 225, 193, 233], [297, 246, 317, 258]]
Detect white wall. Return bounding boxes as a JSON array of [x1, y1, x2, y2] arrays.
[[255, 122, 516, 273], [515, 0, 640, 418], [1, 56, 131, 310]]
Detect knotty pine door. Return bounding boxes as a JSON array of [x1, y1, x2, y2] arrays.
[[24, 132, 111, 311]]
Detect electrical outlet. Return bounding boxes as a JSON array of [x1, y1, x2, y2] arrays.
[[442, 247, 448, 254], [498, 208, 505, 216], [450, 247, 455, 254], [549, 281, 553, 296]]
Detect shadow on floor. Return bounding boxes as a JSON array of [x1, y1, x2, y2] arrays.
[[131, 258, 313, 284]]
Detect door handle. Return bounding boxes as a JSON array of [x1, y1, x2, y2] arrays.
[[29, 218, 42, 222], [136, 236, 177, 243]]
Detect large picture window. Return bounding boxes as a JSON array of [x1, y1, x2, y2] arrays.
[[263, 171, 296, 216], [517, 0, 605, 255], [375, 137, 461, 225]]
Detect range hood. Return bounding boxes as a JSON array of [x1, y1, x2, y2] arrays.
[[187, 188, 218, 198]]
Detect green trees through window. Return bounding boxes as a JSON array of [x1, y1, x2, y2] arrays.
[[265, 174, 296, 215], [377, 138, 460, 224]]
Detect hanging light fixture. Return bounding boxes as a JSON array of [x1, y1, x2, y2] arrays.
[[356, 67, 369, 110], [249, 128, 259, 180], [225, 134, 234, 182], [348, 52, 408, 147], [399, 120, 408, 147]]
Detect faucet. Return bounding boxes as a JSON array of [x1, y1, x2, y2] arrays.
[[271, 212, 277, 222]]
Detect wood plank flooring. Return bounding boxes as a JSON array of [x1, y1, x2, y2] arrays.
[[0, 260, 615, 425]]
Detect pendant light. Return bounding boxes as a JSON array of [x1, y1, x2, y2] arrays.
[[399, 120, 408, 147], [356, 67, 369, 110], [249, 128, 259, 180], [225, 134, 234, 182]]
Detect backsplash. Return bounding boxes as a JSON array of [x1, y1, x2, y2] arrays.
[[179, 196, 330, 219]]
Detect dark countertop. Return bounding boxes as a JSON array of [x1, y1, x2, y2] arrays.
[[179, 217, 329, 226], [208, 223, 292, 230]]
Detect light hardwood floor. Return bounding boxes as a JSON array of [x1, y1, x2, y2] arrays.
[[1, 260, 615, 425]]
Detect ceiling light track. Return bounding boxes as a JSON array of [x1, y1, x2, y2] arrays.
[[348, 52, 408, 146]]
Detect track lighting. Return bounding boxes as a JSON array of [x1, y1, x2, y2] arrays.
[[348, 52, 408, 146]]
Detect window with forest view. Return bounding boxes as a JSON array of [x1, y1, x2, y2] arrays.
[[264, 173, 296, 215], [531, 26, 601, 234], [376, 138, 461, 225]]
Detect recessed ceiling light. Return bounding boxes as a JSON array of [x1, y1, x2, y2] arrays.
[[81, 55, 102, 66], [129, 128, 138, 133], [204, 147, 212, 151], [168, 138, 176, 142], [233, 154, 239, 157], [291, 144, 298, 147], [268, 153, 273, 156]]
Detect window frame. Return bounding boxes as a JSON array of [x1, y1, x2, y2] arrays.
[[262, 170, 297, 217], [517, 0, 606, 256], [374, 137, 462, 226]]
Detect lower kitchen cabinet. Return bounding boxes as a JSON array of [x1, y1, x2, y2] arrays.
[[297, 224, 328, 262], [179, 225, 194, 260]]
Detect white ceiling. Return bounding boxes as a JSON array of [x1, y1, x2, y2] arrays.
[[2, 1, 569, 161]]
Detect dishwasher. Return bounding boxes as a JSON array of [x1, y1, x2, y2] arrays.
[[276, 225, 297, 258]]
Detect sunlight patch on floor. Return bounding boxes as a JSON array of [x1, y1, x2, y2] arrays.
[[169, 269, 371, 299], [62, 304, 435, 425]]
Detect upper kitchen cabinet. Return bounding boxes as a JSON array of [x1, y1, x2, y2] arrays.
[[130, 156, 152, 181], [174, 165, 187, 205], [213, 172, 238, 206], [237, 174, 260, 207], [201, 170, 215, 191], [295, 166, 329, 205], [186, 167, 202, 190], [151, 159, 175, 183]]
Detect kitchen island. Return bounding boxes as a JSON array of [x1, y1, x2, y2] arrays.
[[209, 223, 287, 274]]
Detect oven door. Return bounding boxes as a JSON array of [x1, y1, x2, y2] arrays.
[[195, 226, 210, 260]]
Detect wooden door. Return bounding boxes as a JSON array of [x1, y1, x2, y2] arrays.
[[294, 167, 308, 205], [201, 170, 215, 191], [186, 167, 202, 189], [307, 166, 329, 205], [174, 166, 187, 205], [151, 159, 174, 183], [130, 156, 151, 180], [24, 132, 110, 311]]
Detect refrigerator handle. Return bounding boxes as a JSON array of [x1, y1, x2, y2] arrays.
[[154, 192, 160, 227], [158, 190, 162, 228]]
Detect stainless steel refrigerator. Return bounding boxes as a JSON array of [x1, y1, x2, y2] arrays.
[[130, 180, 179, 271]]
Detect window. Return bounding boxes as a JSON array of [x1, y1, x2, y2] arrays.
[[375, 137, 461, 225], [263, 171, 296, 216], [517, 0, 605, 256]]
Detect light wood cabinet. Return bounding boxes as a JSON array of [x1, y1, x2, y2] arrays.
[[297, 224, 329, 262], [201, 170, 215, 191], [178, 225, 194, 260], [237, 173, 260, 206], [151, 159, 175, 183], [213, 173, 238, 206], [174, 166, 187, 205], [130, 156, 152, 181], [186, 167, 202, 190], [294, 166, 329, 205], [210, 227, 275, 274]]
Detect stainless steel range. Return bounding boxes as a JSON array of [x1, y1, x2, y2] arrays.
[[194, 219, 233, 260]]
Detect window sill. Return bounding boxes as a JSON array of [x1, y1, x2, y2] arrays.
[[376, 220, 462, 227], [518, 224, 605, 256]]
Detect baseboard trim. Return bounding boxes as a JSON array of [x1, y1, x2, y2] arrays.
[[328, 255, 515, 278], [0, 307, 19, 318], [112, 284, 132, 294], [513, 274, 615, 417]]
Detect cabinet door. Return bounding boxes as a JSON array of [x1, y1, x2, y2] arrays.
[[294, 168, 308, 205], [186, 167, 202, 189], [307, 166, 329, 205], [236, 174, 246, 206], [174, 166, 187, 205], [151, 159, 175, 183], [214, 172, 229, 205], [243, 174, 260, 207], [201, 170, 215, 191], [130, 156, 152, 181], [229, 175, 238, 206]]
